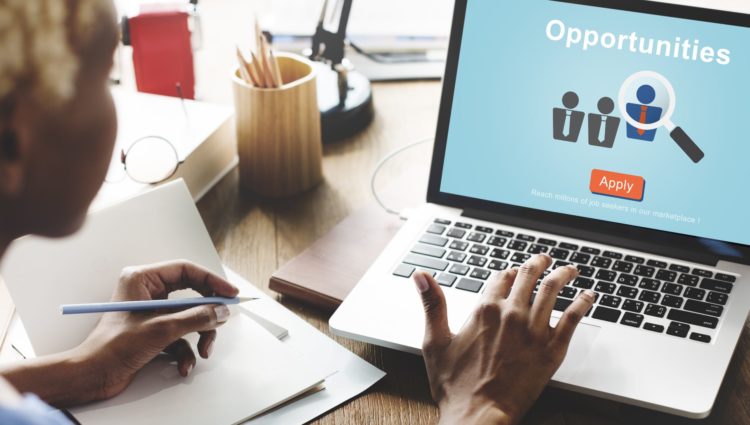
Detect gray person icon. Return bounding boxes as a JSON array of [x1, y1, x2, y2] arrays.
[[588, 97, 620, 149], [553, 91, 585, 143]]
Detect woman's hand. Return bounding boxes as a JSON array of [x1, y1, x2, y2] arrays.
[[413, 254, 595, 425], [77, 260, 239, 401], [0, 260, 239, 407]]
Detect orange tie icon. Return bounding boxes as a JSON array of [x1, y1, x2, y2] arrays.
[[637, 105, 648, 136]]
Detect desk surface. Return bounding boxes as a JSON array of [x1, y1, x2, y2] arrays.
[[196, 80, 750, 425]]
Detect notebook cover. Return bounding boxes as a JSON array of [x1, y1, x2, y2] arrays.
[[269, 205, 403, 311]]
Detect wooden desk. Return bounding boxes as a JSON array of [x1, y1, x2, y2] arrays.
[[197, 80, 750, 425]]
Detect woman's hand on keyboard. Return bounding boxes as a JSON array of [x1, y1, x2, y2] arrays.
[[413, 254, 596, 425]]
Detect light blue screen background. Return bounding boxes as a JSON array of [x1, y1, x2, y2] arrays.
[[441, 0, 750, 246]]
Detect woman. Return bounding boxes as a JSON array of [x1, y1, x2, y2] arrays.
[[0, 1, 594, 424]]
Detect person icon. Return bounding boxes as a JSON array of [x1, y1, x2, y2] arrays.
[[588, 97, 620, 149], [553, 91, 585, 143], [626, 84, 662, 142]]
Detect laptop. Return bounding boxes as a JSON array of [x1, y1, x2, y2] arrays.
[[330, 0, 750, 418]]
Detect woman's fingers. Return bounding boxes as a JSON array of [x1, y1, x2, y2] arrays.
[[481, 268, 518, 302], [528, 265, 578, 331], [197, 330, 217, 359], [507, 255, 552, 307], [164, 338, 196, 377], [123, 260, 239, 299], [152, 304, 230, 342], [552, 290, 597, 348], [413, 271, 453, 352]]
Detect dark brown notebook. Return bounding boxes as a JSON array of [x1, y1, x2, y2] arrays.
[[269, 205, 404, 311]]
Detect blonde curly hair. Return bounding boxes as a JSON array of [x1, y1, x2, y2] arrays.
[[0, 0, 115, 109]]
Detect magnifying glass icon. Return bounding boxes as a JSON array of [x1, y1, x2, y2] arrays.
[[618, 71, 705, 163]]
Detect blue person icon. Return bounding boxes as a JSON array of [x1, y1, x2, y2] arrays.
[[626, 84, 663, 142], [553, 91, 585, 143]]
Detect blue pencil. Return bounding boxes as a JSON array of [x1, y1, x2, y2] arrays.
[[60, 296, 259, 315]]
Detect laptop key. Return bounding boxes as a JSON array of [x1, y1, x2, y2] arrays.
[[469, 244, 489, 255], [449, 264, 470, 276], [661, 295, 684, 308], [507, 240, 528, 251], [678, 274, 699, 287], [617, 274, 639, 286], [420, 234, 448, 247], [661, 283, 684, 296], [592, 306, 621, 322], [666, 322, 690, 338], [617, 286, 638, 299], [669, 264, 690, 273], [668, 309, 718, 329], [559, 242, 579, 251], [633, 265, 655, 277], [559, 286, 578, 299], [434, 218, 451, 225], [496, 230, 514, 237], [639, 290, 661, 304], [700, 278, 733, 294], [490, 248, 510, 260], [595, 282, 616, 294], [707, 291, 728, 305], [475, 226, 493, 233], [447, 228, 467, 238], [455, 222, 472, 229], [591, 257, 612, 268], [655, 270, 677, 282], [393, 264, 415, 278], [644, 323, 664, 333], [639, 278, 661, 291], [449, 240, 469, 251], [684, 300, 723, 317], [690, 333, 711, 343], [622, 299, 644, 313], [488, 260, 509, 271], [517, 234, 535, 242], [577, 266, 595, 278], [595, 270, 617, 282], [411, 244, 446, 259], [403, 254, 448, 271], [621, 312, 644, 328], [470, 268, 491, 280], [692, 268, 713, 278], [426, 224, 446, 235], [603, 251, 623, 260], [456, 278, 483, 293], [715, 273, 737, 283], [570, 252, 591, 264], [538, 238, 557, 246], [436, 273, 457, 287], [447, 251, 467, 262], [467, 256, 488, 267], [487, 236, 507, 247], [467, 232, 486, 243], [625, 255, 645, 264], [581, 247, 601, 255], [552, 297, 574, 312], [612, 261, 634, 273], [684, 287, 706, 301], [527, 244, 549, 254], [511, 253, 531, 263], [573, 277, 595, 289], [647, 260, 668, 269], [600, 295, 622, 308], [644, 303, 666, 318], [549, 248, 570, 260]]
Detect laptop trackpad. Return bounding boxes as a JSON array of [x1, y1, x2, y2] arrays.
[[551, 321, 601, 382]]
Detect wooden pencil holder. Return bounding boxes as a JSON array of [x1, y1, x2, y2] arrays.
[[232, 53, 323, 197]]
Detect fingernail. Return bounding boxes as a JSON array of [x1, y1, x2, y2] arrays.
[[214, 305, 230, 323], [186, 363, 193, 376], [207, 339, 215, 358], [583, 290, 596, 301], [414, 273, 429, 293]]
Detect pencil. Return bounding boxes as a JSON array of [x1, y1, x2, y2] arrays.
[[269, 49, 283, 87], [61, 296, 259, 315], [235, 47, 256, 86], [250, 51, 268, 88]]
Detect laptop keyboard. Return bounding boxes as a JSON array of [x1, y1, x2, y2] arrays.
[[393, 218, 740, 344]]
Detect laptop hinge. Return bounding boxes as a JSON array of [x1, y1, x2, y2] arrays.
[[463, 208, 719, 266]]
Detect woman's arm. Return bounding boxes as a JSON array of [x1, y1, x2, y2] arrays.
[[414, 254, 595, 425], [0, 260, 238, 407]]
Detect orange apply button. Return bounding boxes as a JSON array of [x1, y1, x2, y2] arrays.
[[590, 169, 645, 201]]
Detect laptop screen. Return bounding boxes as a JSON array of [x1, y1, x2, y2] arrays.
[[438, 0, 750, 248]]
